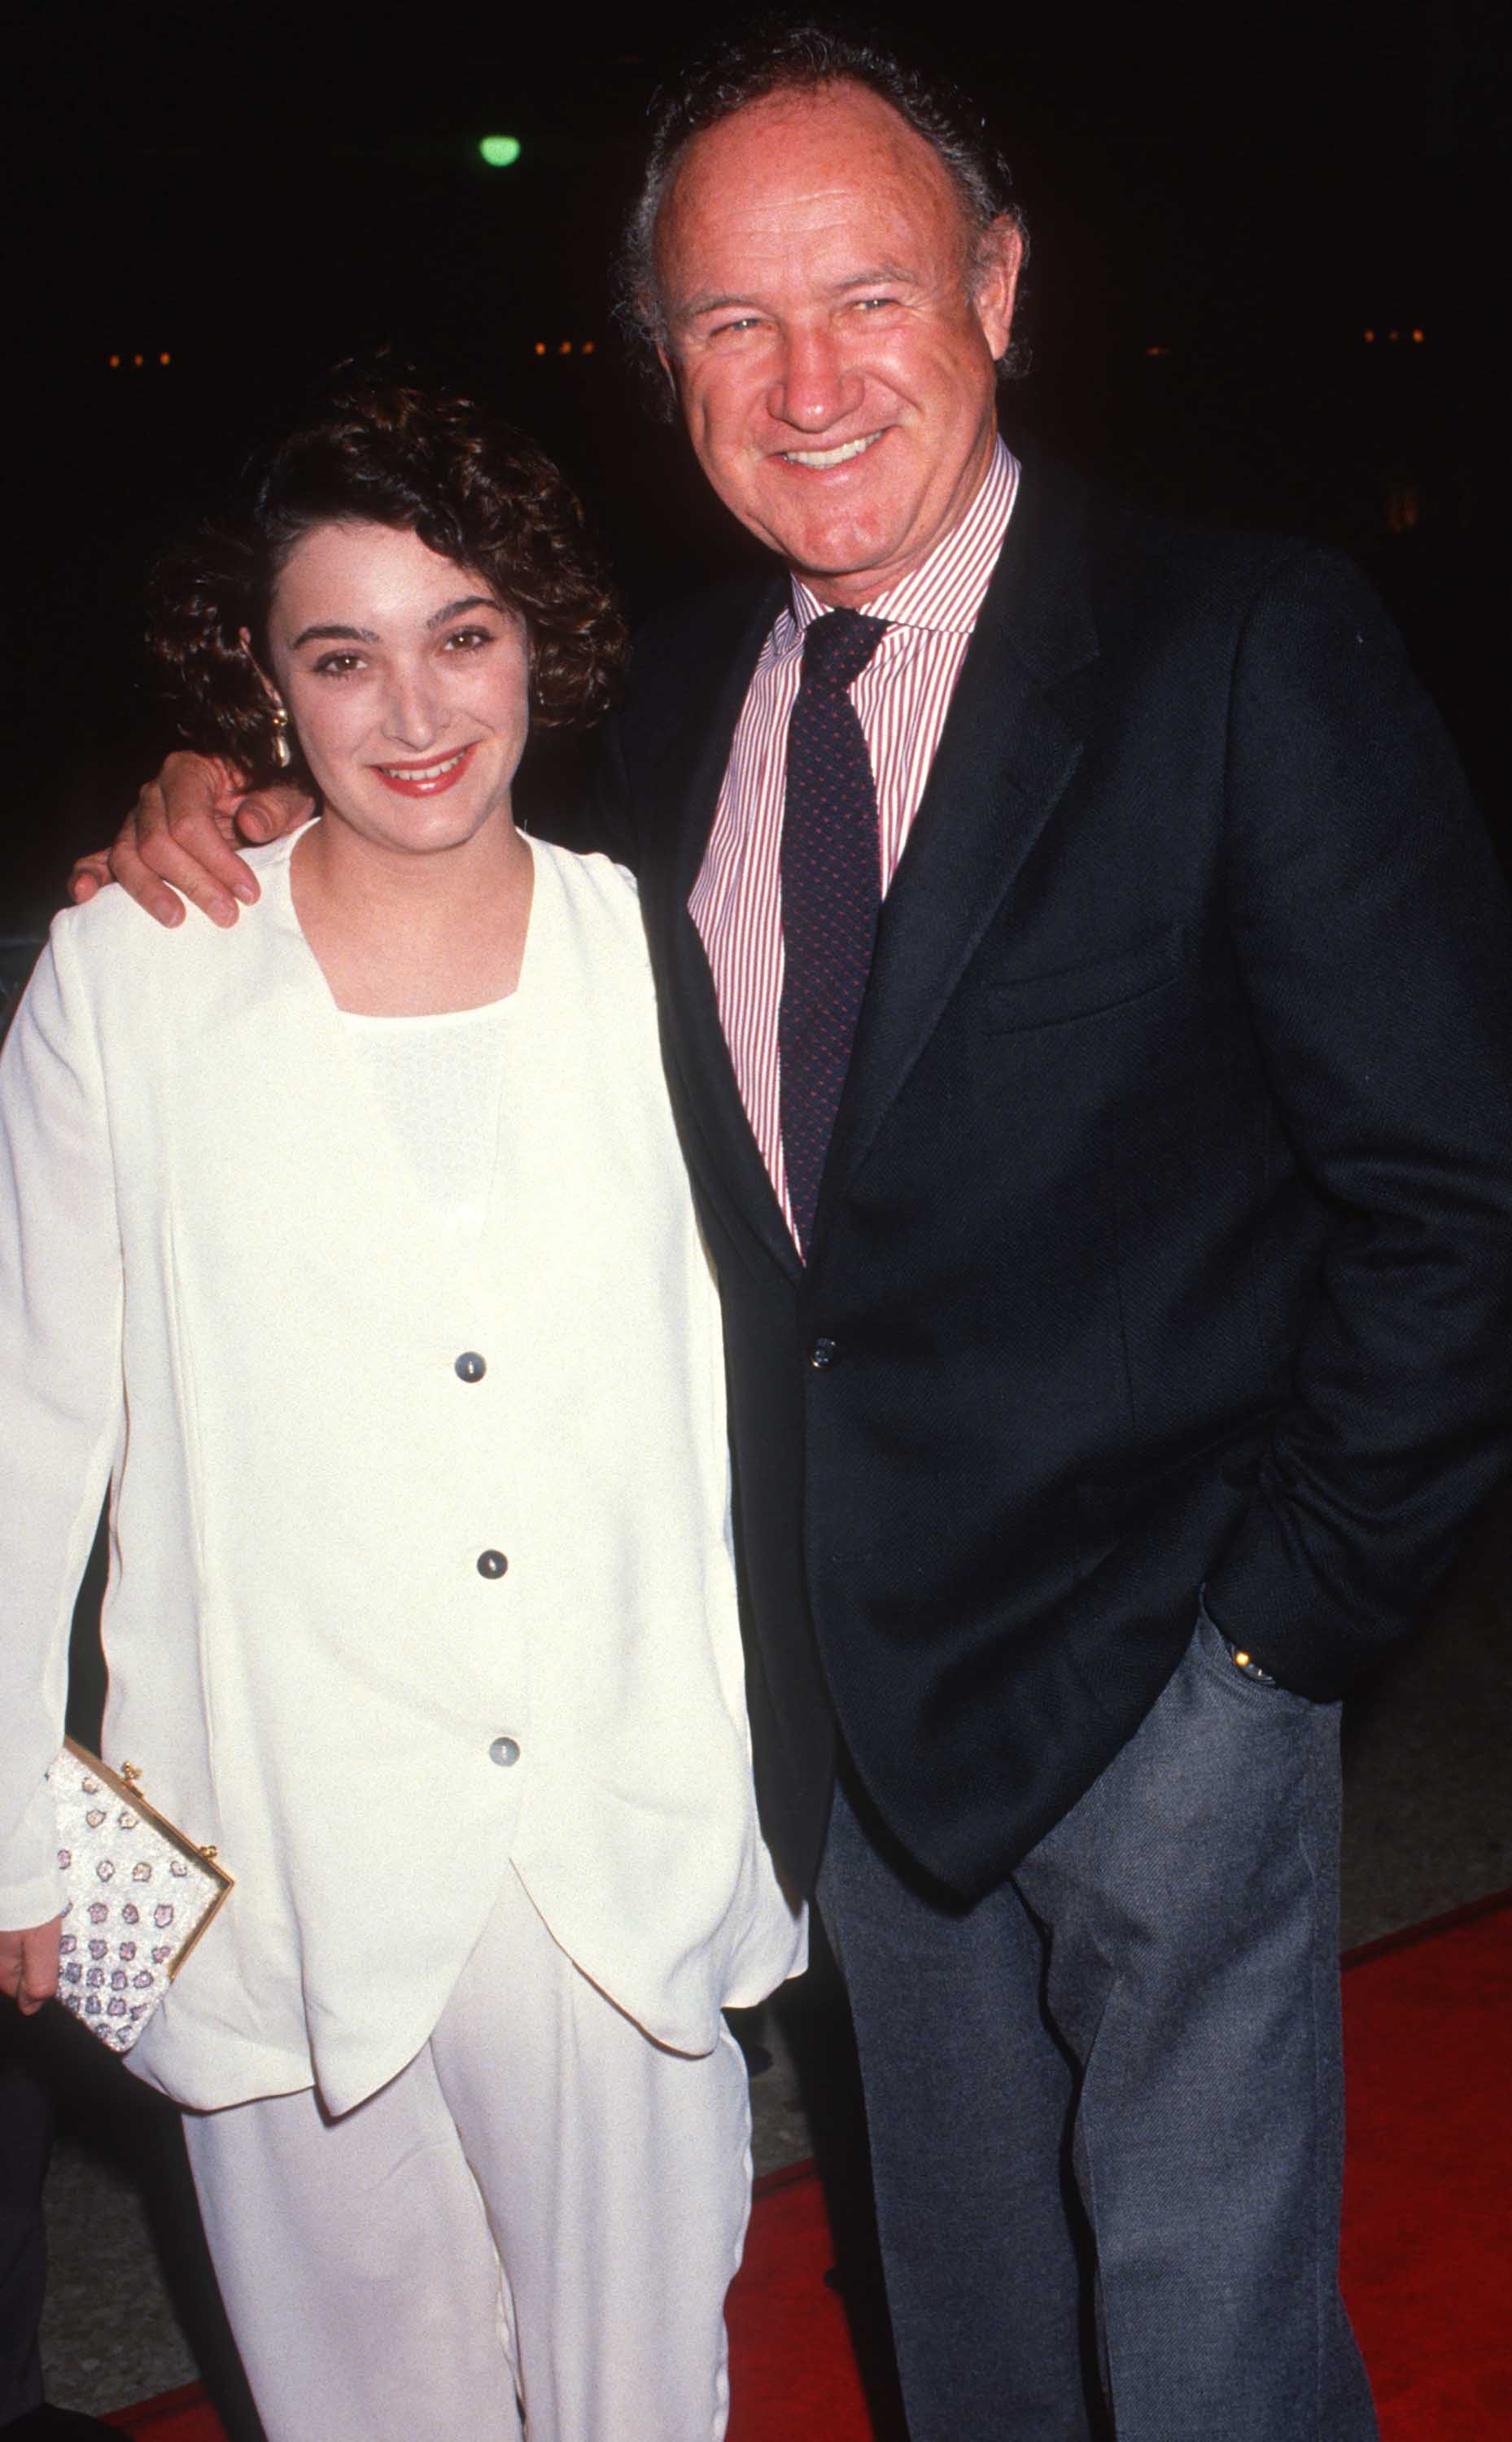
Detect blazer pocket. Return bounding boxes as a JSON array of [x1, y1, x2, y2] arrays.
[[984, 925, 1186, 1033]]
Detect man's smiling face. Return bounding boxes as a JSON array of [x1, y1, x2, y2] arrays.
[[655, 80, 1022, 609]]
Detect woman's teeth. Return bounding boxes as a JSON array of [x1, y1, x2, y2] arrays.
[[380, 749, 470, 781]]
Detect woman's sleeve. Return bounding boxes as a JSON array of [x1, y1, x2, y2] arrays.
[[0, 915, 125, 1925]]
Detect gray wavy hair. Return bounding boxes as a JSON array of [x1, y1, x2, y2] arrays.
[[614, 20, 1029, 412]]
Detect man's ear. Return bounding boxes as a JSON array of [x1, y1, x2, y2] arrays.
[[974, 217, 1025, 363]]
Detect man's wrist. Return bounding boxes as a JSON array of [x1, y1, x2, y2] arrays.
[[1226, 1642, 1278, 1687]]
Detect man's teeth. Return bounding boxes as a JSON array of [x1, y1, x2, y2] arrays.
[[382, 749, 469, 780], [781, 432, 882, 470]]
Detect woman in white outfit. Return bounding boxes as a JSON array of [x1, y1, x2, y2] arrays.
[[0, 381, 803, 2442]]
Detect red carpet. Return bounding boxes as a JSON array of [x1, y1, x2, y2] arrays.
[[1336, 1895, 1512, 2438], [107, 1896, 1512, 2440]]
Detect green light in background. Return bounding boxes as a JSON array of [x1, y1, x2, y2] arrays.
[[479, 134, 522, 168]]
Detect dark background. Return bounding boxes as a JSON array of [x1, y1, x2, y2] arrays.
[[4, 0, 1509, 923]]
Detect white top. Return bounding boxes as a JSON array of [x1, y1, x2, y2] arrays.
[[342, 1000, 513, 1227], [0, 827, 803, 2116]]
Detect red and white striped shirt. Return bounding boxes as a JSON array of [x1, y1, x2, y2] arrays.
[[689, 439, 1020, 1241]]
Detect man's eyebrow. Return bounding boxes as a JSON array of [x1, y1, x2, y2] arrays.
[[836, 264, 919, 289], [675, 266, 920, 322], [674, 291, 758, 322]]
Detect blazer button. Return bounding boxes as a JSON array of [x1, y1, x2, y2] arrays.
[[455, 1352, 487, 1383], [477, 1549, 509, 1578], [487, 1735, 521, 1767], [810, 1337, 838, 1370]]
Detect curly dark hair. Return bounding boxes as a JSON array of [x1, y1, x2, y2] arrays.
[[615, 18, 1029, 414], [147, 379, 627, 790]]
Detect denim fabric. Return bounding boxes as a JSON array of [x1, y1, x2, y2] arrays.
[[819, 1608, 1378, 2441], [821, 1788, 1095, 2441]]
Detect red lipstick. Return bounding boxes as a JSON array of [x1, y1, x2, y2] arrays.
[[372, 742, 480, 798]]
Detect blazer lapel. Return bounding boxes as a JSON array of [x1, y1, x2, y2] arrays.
[[642, 576, 802, 1280], [811, 455, 1101, 1247]]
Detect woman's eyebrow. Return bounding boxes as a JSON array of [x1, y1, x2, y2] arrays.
[[289, 597, 501, 650], [290, 622, 380, 650], [426, 595, 502, 629]]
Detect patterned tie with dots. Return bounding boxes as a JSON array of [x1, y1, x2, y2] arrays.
[[780, 607, 889, 1255]]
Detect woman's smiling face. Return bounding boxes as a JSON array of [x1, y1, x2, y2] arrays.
[[261, 520, 531, 860]]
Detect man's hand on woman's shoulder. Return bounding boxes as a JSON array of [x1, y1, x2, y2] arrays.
[[68, 752, 316, 929]]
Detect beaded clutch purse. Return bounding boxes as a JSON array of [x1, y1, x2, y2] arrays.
[[46, 1737, 233, 2055]]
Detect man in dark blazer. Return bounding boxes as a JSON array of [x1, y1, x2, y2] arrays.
[[81, 27, 1512, 2442]]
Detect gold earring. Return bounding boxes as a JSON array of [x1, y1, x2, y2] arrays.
[[270, 704, 292, 772]]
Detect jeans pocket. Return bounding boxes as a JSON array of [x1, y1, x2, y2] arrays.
[[1193, 1588, 1317, 1720]]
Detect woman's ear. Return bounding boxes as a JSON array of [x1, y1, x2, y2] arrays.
[[238, 626, 294, 770], [238, 625, 282, 710]]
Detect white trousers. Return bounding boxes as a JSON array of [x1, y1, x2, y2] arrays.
[[181, 1867, 754, 2442]]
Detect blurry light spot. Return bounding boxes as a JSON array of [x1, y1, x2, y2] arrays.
[[559, 339, 572, 354], [582, 339, 596, 355], [479, 134, 522, 168], [1387, 481, 1419, 532], [1388, 330, 1400, 343], [108, 353, 120, 368], [1412, 328, 1425, 344], [534, 341, 546, 356], [1363, 329, 1375, 343], [159, 351, 171, 366], [1143, 344, 1170, 358], [133, 352, 144, 367]]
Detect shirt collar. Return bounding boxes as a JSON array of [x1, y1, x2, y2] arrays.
[[785, 438, 1020, 645]]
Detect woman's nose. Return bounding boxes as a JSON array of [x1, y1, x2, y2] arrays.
[[378, 666, 444, 749]]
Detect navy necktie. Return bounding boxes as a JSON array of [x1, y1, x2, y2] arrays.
[[780, 607, 888, 1255]]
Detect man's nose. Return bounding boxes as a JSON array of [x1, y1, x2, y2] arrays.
[[767, 326, 863, 433]]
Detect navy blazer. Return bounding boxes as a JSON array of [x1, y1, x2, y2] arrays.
[[583, 451, 1512, 1899]]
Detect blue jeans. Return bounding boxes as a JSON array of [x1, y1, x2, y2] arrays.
[[817, 1603, 1378, 2441]]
